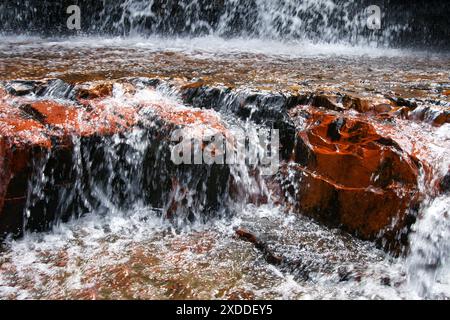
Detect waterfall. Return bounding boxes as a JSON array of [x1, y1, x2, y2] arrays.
[[18, 81, 272, 233], [407, 196, 450, 298], [406, 126, 450, 298], [1, 0, 450, 300], [1, 0, 449, 49]]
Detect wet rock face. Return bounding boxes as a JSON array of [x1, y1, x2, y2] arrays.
[[177, 82, 441, 251], [0, 79, 233, 237], [0, 77, 444, 253], [283, 106, 421, 250], [308, 93, 449, 127]]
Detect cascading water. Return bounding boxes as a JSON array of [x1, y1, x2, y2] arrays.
[[19, 82, 272, 230], [1, 0, 449, 49], [407, 196, 450, 298], [105, 0, 367, 41], [406, 134, 450, 299], [0, 0, 449, 300], [0, 75, 448, 299]]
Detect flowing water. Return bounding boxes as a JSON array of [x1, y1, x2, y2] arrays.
[[1, 1, 450, 300]]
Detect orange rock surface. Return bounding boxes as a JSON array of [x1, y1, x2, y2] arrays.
[[0, 82, 228, 236], [0, 79, 443, 250], [288, 106, 421, 249]]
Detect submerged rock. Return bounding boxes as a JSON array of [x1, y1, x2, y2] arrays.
[[235, 228, 284, 265]]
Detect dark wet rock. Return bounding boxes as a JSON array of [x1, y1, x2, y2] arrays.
[[180, 84, 310, 116], [440, 171, 450, 194], [36, 79, 75, 100], [337, 266, 354, 282], [312, 94, 345, 112], [326, 117, 346, 141], [129, 77, 161, 88], [180, 85, 300, 160], [388, 96, 418, 110], [235, 228, 284, 265], [3, 80, 45, 96], [381, 276, 392, 286], [2, 79, 76, 100], [18, 104, 48, 123], [181, 85, 228, 111], [409, 105, 450, 126]]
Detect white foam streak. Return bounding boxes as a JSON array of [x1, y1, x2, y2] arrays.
[[0, 35, 436, 59]]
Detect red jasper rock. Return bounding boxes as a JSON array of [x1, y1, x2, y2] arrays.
[[342, 95, 395, 114], [0, 81, 230, 236], [75, 82, 114, 100], [0, 78, 441, 250], [288, 106, 421, 250]]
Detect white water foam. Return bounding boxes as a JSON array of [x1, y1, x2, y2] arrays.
[[0, 35, 439, 59]]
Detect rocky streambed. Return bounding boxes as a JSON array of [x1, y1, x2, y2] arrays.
[[0, 37, 449, 299]]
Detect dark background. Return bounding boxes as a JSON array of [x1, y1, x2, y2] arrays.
[[0, 0, 449, 50]]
